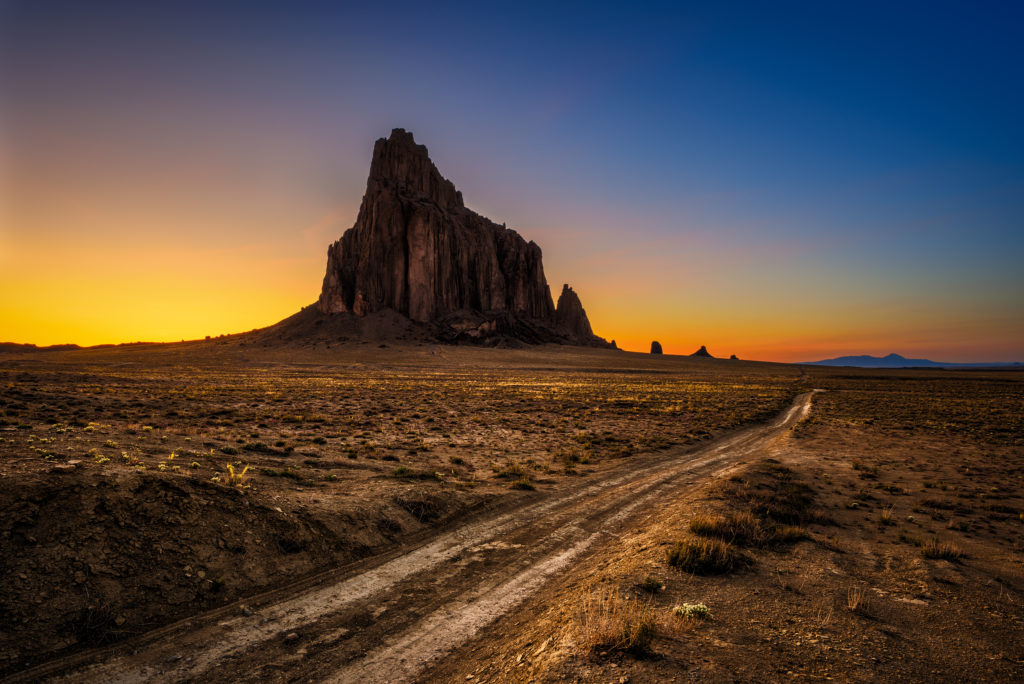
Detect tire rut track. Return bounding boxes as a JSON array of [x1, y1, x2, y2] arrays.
[[321, 393, 813, 683], [30, 392, 816, 684]]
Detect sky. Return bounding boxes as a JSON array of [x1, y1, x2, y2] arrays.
[[1, 0, 1022, 361]]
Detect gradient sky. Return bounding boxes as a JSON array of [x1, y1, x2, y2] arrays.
[[2, 1, 1022, 361]]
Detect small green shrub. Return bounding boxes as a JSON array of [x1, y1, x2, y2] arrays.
[[390, 466, 442, 480], [260, 467, 304, 481], [510, 476, 535, 490], [639, 576, 663, 594], [494, 462, 527, 479], [673, 602, 712, 620]]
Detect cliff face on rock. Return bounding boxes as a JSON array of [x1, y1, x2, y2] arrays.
[[317, 129, 612, 347], [554, 284, 594, 341]]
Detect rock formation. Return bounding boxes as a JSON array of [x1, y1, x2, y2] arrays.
[[317, 129, 612, 347], [554, 285, 594, 341], [650, 341, 663, 355], [729, 354, 738, 360], [691, 345, 713, 358]]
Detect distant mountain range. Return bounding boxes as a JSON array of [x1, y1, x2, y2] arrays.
[[0, 342, 82, 353], [800, 353, 1021, 369]]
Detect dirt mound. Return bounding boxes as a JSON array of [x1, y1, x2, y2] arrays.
[[0, 468, 479, 674], [239, 303, 612, 350], [242, 304, 435, 347]]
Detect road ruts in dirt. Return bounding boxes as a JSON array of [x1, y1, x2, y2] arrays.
[[25, 392, 816, 684]]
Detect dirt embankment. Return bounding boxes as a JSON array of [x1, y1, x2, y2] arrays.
[[0, 468, 493, 675]]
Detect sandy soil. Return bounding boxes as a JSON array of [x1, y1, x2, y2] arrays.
[[2, 343, 1021, 682], [9, 390, 815, 683], [421, 368, 1024, 683], [0, 342, 798, 677]]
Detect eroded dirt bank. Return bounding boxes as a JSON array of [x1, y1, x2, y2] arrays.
[[0, 466, 498, 674]]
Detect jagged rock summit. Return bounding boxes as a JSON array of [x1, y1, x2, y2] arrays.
[[315, 129, 613, 347], [691, 345, 714, 358], [554, 284, 595, 342]]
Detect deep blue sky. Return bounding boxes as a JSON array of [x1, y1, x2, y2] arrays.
[[2, 1, 1022, 359]]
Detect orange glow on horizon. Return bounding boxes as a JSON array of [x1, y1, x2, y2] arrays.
[[2, 151, 1020, 363], [3, 209, 1021, 362], [0, 243, 323, 347]]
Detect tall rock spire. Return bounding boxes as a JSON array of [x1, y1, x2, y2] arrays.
[[555, 284, 595, 340], [317, 129, 612, 347]]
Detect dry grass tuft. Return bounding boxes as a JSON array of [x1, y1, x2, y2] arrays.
[[772, 525, 810, 544], [689, 511, 809, 548], [224, 463, 249, 487], [575, 587, 657, 656], [689, 511, 764, 545], [879, 504, 896, 525], [666, 538, 744, 575], [846, 586, 869, 614], [921, 538, 963, 561]]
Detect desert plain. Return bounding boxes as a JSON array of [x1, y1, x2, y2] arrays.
[[1, 340, 1021, 682]]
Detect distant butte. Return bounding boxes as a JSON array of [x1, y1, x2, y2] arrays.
[[300, 129, 614, 347]]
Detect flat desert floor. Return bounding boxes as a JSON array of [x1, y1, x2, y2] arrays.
[[1, 341, 1021, 682]]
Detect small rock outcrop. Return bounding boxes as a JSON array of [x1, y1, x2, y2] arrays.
[[691, 345, 713, 358], [554, 285, 595, 341], [317, 129, 612, 347], [650, 341, 663, 355], [729, 354, 739, 360]]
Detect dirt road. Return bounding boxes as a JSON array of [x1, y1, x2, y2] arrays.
[[18, 391, 816, 683]]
